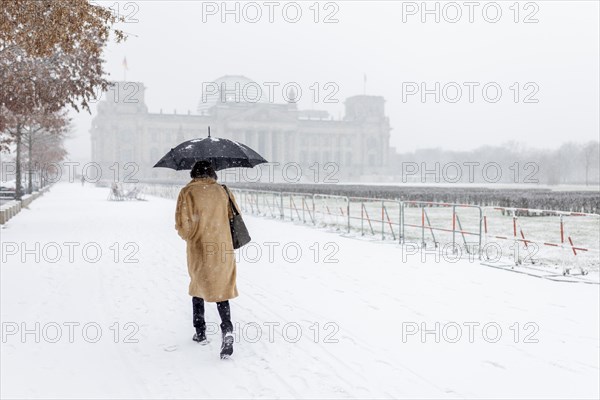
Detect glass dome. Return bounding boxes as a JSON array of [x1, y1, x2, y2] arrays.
[[197, 75, 266, 114]]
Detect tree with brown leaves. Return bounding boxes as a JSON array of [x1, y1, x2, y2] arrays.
[[0, 0, 126, 130], [0, 0, 126, 197], [0, 0, 125, 58]]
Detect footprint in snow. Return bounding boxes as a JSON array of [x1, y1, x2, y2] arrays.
[[163, 345, 178, 352], [341, 335, 357, 345], [483, 360, 506, 369]]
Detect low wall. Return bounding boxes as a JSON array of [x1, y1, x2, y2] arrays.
[[0, 186, 50, 225], [0, 200, 21, 224]]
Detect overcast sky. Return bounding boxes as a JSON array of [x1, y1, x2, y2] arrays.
[[67, 0, 600, 161]]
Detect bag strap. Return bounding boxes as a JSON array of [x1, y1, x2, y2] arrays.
[[221, 184, 240, 216]]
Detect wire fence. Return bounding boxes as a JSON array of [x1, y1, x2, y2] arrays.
[[142, 183, 600, 277]]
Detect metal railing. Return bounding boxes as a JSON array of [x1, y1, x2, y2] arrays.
[[141, 184, 599, 274], [229, 188, 599, 273], [230, 188, 484, 250], [347, 196, 402, 241], [482, 206, 600, 274], [402, 200, 483, 256], [314, 193, 349, 232]]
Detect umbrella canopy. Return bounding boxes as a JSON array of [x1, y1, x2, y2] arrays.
[[153, 134, 268, 171]]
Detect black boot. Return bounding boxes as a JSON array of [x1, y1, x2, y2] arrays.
[[193, 330, 207, 344], [192, 297, 208, 344], [217, 301, 234, 359]]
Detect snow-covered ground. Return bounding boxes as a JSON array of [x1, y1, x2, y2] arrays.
[[1, 183, 599, 399]]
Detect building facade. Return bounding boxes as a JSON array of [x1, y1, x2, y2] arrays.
[[90, 76, 393, 182]]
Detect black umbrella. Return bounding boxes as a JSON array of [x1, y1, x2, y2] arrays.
[[153, 127, 268, 171]]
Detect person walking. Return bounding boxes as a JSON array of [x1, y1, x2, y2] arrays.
[[175, 160, 239, 359]]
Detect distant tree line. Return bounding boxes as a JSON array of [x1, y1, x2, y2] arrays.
[[388, 141, 600, 186]]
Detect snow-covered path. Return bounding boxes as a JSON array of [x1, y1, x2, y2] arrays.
[[1, 183, 598, 399]]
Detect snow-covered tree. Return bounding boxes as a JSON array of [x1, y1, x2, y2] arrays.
[[0, 0, 126, 126], [0, 0, 126, 197], [3, 109, 69, 198], [582, 141, 600, 186]]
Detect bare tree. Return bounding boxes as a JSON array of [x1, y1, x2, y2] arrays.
[[3, 109, 68, 198], [582, 141, 600, 186], [22, 111, 70, 193]]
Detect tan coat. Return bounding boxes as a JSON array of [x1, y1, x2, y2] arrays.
[[175, 177, 239, 302]]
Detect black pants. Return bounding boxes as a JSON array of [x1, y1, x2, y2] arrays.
[[192, 297, 233, 334]]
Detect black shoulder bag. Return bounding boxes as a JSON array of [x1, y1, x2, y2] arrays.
[[222, 185, 251, 249]]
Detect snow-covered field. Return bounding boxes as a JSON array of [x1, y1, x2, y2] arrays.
[[1, 183, 599, 399]]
